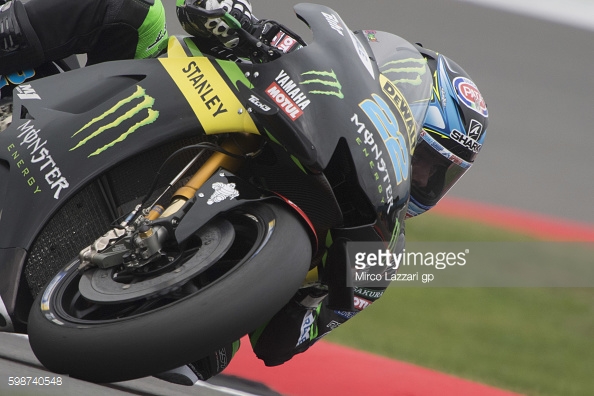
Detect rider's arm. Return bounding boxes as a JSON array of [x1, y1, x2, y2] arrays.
[[0, 0, 168, 75]]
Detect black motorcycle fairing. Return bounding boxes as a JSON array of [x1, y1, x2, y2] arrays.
[[0, 59, 204, 251], [245, 5, 382, 171], [242, 3, 430, 242]]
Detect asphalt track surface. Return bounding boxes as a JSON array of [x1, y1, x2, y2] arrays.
[[2, 1, 593, 395]]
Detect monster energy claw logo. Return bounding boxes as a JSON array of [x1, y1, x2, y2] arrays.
[[70, 86, 159, 157], [381, 58, 427, 86], [300, 70, 344, 99]]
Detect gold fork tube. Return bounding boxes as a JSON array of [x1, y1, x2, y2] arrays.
[[156, 134, 259, 219]]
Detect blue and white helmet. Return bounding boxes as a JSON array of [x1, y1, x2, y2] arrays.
[[407, 47, 489, 217]]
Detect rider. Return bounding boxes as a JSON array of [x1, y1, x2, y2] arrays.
[[0, 0, 488, 385]]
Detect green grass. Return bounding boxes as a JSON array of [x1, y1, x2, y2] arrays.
[[324, 212, 594, 396]]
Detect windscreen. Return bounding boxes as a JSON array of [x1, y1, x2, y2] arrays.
[[364, 30, 432, 130]]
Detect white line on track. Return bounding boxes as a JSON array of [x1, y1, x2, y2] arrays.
[[459, 0, 594, 31]]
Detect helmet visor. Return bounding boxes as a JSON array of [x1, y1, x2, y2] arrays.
[[411, 130, 472, 207]]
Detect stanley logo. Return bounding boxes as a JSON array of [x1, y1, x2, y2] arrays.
[[381, 58, 427, 87], [300, 70, 344, 99], [70, 86, 159, 157]]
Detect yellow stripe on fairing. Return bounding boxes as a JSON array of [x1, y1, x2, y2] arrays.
[[159, 57, 259, 135]]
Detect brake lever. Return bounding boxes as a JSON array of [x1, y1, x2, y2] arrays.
[[184, 4, 241, 28]]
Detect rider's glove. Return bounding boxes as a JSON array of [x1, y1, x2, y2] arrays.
[[201, 0, 253, 48]]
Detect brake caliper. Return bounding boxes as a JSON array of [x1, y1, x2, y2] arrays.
[[79, 228, 132, 270]]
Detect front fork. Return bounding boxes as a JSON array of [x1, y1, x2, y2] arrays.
[[148, 134, 260, 220], [79, 133, 262, 270]]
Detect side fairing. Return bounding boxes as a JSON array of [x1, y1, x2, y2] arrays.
[[0, 53, 255, 250]]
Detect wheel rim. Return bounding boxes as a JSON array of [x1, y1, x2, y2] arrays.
[[40, 208, 273, 326]]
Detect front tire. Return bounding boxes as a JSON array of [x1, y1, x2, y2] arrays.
[[28, 202, 312, 383]]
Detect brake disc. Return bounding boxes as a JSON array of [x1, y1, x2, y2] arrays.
[[78, 219, 235, 303]]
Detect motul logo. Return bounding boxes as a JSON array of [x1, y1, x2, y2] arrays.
[[266, 82, 304, 120], [353, 296, 372, 310], [265, 70, 311, 121]]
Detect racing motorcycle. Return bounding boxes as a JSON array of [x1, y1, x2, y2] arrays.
[[0, 3, 431, 382]]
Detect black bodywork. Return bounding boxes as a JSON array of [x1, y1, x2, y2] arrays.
[[0, 4, 429, 331]]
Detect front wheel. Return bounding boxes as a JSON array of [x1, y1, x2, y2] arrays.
[[28, 202, 312, 383]]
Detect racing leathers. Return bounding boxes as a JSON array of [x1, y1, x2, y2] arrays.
[[0, 0, 168, 82]]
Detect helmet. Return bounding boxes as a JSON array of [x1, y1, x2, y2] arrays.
[[407, 47, 489, 217]]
